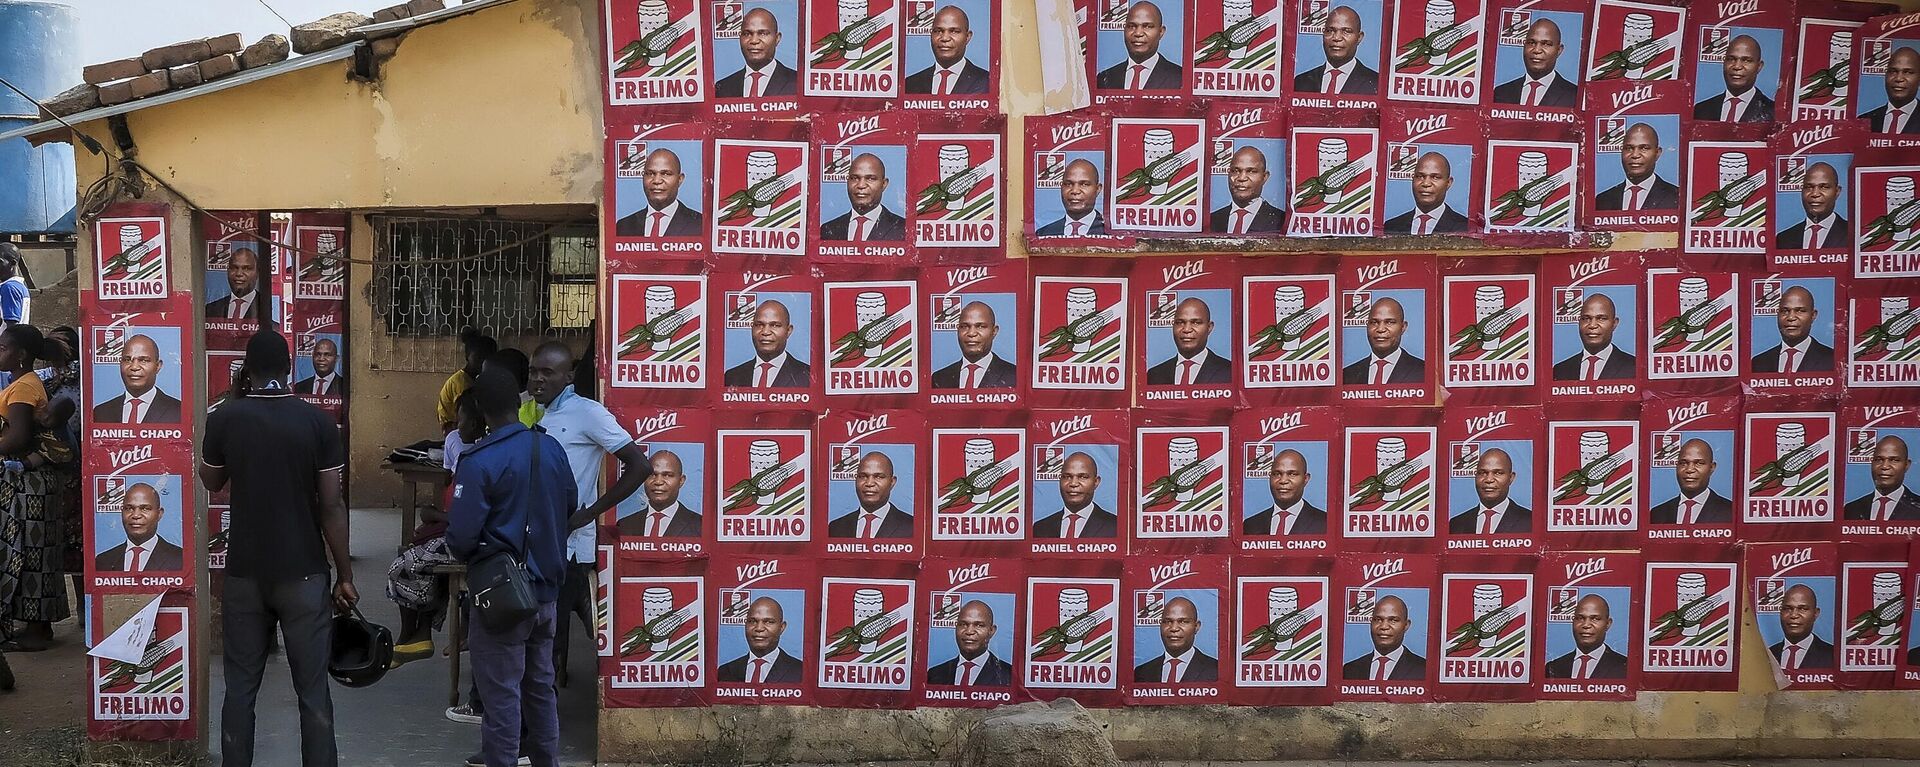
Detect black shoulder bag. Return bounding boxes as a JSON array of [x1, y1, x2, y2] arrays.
[[467, 430, 542, 631]]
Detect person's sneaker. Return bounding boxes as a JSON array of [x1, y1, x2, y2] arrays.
[[445, 704, 483, 725], [463, 755, 532, 766]]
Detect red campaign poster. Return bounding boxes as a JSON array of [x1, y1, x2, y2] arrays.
[[597, 545, 616, 662], [1543, 251, 1642, 401], [1286, 111, 1380, 238], [1846, 276, 1920, 392], [1582, 0, 1686, 85], [605, 119, 710, 261], [1744, 264, 1845, 394], [1644, 263, 1742, 393], [923, 261, 1026, 409], [1787, 13, 1871, 122], [1125, 555, 1229, 704], [1234, 406, 1339, 554], [1543, 400, 1642, 550], [909, 115, 1005, 261], [290, 304, 346, 409], [1133, 256, 1240, 407], [1434, 555, 1537, 702], [711, 125, 810, 258], [92, 202, 172, 307], [1683, 0, 1790, 126], [1482, 122, 1580, 237], [800, 0, 903, 105], [1285, 0, 1389, 108], [1334, 552, 1437, 702], [603, 405, 709, 557], [705, 0, 803, 115], [87, 592, 194, 740], [917, 558, 1027, 707], [1189, 0, 1287, 99], [710, 261, 820, 411], [1385, 0, 1484, 106], [206, 489, 230, 572], [601, 0, 707, 106], [816, 409, 924, 560], [927, 413, 1027, 557], [1025, 110, 1134, 248], [1205, 102, 1289, 237], [1241, 255, 1340, 404], [1438, 256, 1540, 402], [1228, 554, 1337, 705], [1029, 259, 1131, 410], [815, 561, 919, 708], [1441, 404, 1542, 553], [1837, 541, 1908, 690], [1340, 408, 1442, 553], [1641, 547, 1739, 692], [1090, 0, 1191, 103], [1023, 559, 1126, 707], [1771, 121, 1863, 267], [83, 301, 196, 445], [200, 211, 277, 336], [1900, 541, 1920, 690], [899, 0, 999, 111], [1854, 12, 1920, 140], [1682, 131, 1773, 256], [1133, 412, 1234, 554], [289, 212, 347, 305], [708, 554, 815, 705], [1382, 107, 1480, 236], [819, 271, 922, 404], [1850, 150, 1920, 280], [812, 112, 915, 262], [85, 442, 195, 592], [1028, 409, 1130, 558], [1746, 542, 1840, 690], [607, 269, 709, 402], [1107, 114, 1208, 236], [1740, 397, 1841, 541], [1537, 551, 1639, 701], [604, 557, 708, 707], [1640, 395, 1737, 546], [204, 347, 245, 416], [1583, 80, 1687, 233], [712, 412, 813, 551], [1841, 404, 1920, 537], [1337, 254, 1436, 404], [1481, 0, 1587, 124]]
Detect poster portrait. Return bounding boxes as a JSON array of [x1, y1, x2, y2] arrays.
[[1093, 0, 1191, 101], [1745, 542, 1838, 690], [712, 264, 818, 409], [610, 273, 708, 392], [1134, 256, 1238, 405], [1841, 404, 1920, 538], [711, 132, 809, 257], [1683, 136, 1772, 255], [1024, 561, 1126, 706], [1383, 108, 1479, 237], [1537, 551, 1638, 700], [910, 119, 1005, 259], [1640, 395, 1737, 545], [1242, 261, 1339, 403], [1836, 546, 1908, 690], [1030, 267, 1130, 407], [603, 0, 707, 106], [1287, 119, 1379, 237], [1771, 121, 1861, 265], [1125, 556, 1228, 704], [1853, 15, 1920, 137], [918, 558, 1024, 707], [1583, 0, 1686, 85], [923, 262, 1024, 408], [606, 405, 709, 556], [291, 320, 347, 405], [92, 203, 170, 303], [86, 444, 193, 589], [814, 112, 914, 262], [606, 120, 710, 259], [1850, 158, 1920, 280], [900, 0, 998, 110], [1441, 404, 1541, 552], [200, 211, 278, 329], [1028, 409, 1129, 557], [1544, 252, 1642, 400], [1133, 420, 1233, 553], [815, 565, 918, 707], [1189, 0, 1286, 97], [928, 423, 1027, 554], [604, 559, 707, 707], [1439, 260, 1539, 400], [1287, 0, 1387, 106], [1744, 270, 1842, 392], [708, 554, 814, 704], [1108, 116, 1208, 235], [1740, 404, 1839, 540], [1435, 559, 1535, 703], [1341, 412, 1441, 552], [1640, 552, 1738, 692], [1230, 555, 1337, 706], [1234, 406, 1339, 554], [85, 313, 194, 441], [822, 278, 921, 398], [1789, 17, 1865, 121], [1644, 266, 1741, 390], [708, 0, 803, 114], [1385, 0, 1483, 105], [1025, 111, 1131, 247], [1685, 1, 1788, 125], [713, 425, 813, 547], [1584, 81, 1686, 232], [817, 409, 923, 559], [1338, 254, 1435, 403], [1206, 102, 1289, 237], [1543, 400, 1641, 551], [1483, 0, 1585, 122], [1335, 551, 1437, 702], [801, 0, 903, 102]]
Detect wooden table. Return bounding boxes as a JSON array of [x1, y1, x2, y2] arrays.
[[387, 462, 451, 554], [429, 562, 469, 708]]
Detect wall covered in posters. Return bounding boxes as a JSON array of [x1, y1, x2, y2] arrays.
[[586, 0, 1920, 711]]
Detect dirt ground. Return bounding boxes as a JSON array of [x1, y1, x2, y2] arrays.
[[0, 609, 96, 766]]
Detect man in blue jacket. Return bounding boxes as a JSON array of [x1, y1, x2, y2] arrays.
[[447, 369, 576, 767]]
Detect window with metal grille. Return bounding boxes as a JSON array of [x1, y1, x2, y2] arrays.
[[368, 215, 598, 342]]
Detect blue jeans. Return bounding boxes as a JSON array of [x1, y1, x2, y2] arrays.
[[470, 600, 559, 767]]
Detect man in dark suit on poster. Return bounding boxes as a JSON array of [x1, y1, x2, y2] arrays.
[[1095, 1, 1184, 91], [1133, 597, 1219, 683], [826, 452, 915, 539], [1448, 449, 1533, 535], [1649, 439, 1734, 524], [1863, 47, 1920, 134], [715, 8, 799, 98], [717, 597, 804, 683], [1777, 162, 1850, 250], [1544, 594, 1628, 679], [1209, 146, 1286, 235], [1383, 153, 1469, 235], [292, 338, 348, 396], [723, 300, 811, 388], [205, 244, 264, 320], [616, 451, 703, 537], [1341, 297, 1425, 385], [1752, 286, 1834, 373], [931, 302, 1017, 389], [1845, 436, 1920, 521], [927, 600, 1014, 686], [1341, 594, 1426, 680], [1552, 293, 1637, 381], [1595, 124, 1680, 211], [1768, 584, 1836, 670], [1035, 159, 1107, 236], [93, 334, 184, 424], [1492, 17, 1578, 107], [1033, 452, 1119, 539], [1147, 298, 1232, 385], [95, 483, 185, 572], [905, 5, 991, 95], [615, 148, 705, 238], [1243, 448, 1327, 536], [1692, 35, 1775, 123], [819, 153, 907, 242], [1292, 5, 1378, 95]]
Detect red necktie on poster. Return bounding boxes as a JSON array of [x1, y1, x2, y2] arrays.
[[650, 211, 666, 237], [966, 362, 981, 389], [130, 545, 145, 571], [1130, 64, 1146, 90], [961, 660, 976, 685], [1374, 655, 1390, 680], [1480, 509, 1496, 534], [861, 512, 879, 538], [1893, 107, 1908, 133], [1417, 213, 1433, 236], [1065, 511, 1081, 538], [1807, 222, 1822, 249], [127, 397, 144, 423], [1372, 359, 1388, 384], [1628, 186, 1642, 211], [757, 361, 774, 387], [853, 216, 868, 242], [230, 298, 247, 319], [1724, 95, 1742, 121], [1327, 68, 1343, 94], [1235, 209, 1249, 234], [1068, 221, 1083, 236], [1584, 355, 1600, 380], [939, 70, 952, 95], [750, 71, 763, 97], [1577, 655, 1591, 679], [648, 511, 665, 537], [1279, 509, 1294, 536], [1683, 499, 1699, 524], [1786, 645, 1800, 669], [752, 657, 767, 683], [1527, 81, 1541, 106], [1784, 348, 1799, 373], [1878, 497, 1893, 521], [1164, 657, 1182, 683], [1182, 359, 1197, 384]]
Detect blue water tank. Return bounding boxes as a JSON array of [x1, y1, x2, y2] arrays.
[[0, 0, 78, 234]]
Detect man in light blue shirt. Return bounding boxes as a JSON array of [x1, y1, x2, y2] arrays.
[[0, 245, 30, 327], [528, 340, 649, 686]]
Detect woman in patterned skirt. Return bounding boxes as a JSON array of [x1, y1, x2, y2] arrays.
[[0, 324, 66, 653]]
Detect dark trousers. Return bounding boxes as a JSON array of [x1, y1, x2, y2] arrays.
[[222, 573, 337, 767], [471, 600, 560, 767], [553, 561, 595, 679]]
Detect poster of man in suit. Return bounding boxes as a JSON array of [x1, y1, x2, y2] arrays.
[[1340, 293, 1427, 387], [1748, 543, 1840, 689], [903, 0, 994, 105], [89, 325, 187, 429], [93, 479, 185, 574], [1749, 280, 1836, 376], [818, 149, 909, 245], [292, 334, 348, 397], [1095, 0, 1187, 95], [924, 596, 1016, 688], [613, 139, 707, 242], [1208, 144, 1288, 235], [1775, 160, 1851, 251], [722, 296, 813, 389], [1243, 444, 1328, 539], [716, 593, 807, 683], [1489, 4, 1583, 109], [1550, 286, 1637, 383], [1538, 550, 1637, 700], [1649, 435, 1736, 526], [1845, 433, 1920, 523], [1857, 42, 1920, 134], [1592, 120, 1681, 214], [1544, 592, 1630, 680], [1290, 0, 1382, 99], [616, 449, 706, 540], [1341, 592, 1428, 681], [1144, 293, 1234, 388], [712, 1, 801, 103], [1691, 24, 1784, 124], [826, 449, 917, 542], [929, 295, 1019, 393]]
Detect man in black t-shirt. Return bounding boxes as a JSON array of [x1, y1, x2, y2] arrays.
[[201, 331, 354, 767]]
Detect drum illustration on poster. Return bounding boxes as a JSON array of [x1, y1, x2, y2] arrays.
[[714, 429, 812, 543]]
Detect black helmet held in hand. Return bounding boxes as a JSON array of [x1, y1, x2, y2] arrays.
[[329, 606, 394, 688]]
